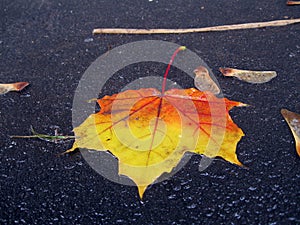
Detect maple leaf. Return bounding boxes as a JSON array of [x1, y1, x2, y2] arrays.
[[66, 47, 246, 198], [281, 109, 300, 156]]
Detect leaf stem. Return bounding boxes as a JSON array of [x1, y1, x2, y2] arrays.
[[161, 46, 186, 94]]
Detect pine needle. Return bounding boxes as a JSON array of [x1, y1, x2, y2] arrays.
[[10, 126, 76, 143]]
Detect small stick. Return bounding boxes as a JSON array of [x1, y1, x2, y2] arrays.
[[93, 18, 300, 35], [281, 109, 300, 156], [286, 1, 300, 5]]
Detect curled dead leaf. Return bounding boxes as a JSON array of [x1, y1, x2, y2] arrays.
[[219, 68, 277, 83], [286, 1, 300, 5], [193, 66, 220, 95], [281, 109, 300, 156], [0, 82, 29, 95]]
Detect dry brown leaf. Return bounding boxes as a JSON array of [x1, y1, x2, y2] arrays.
[[0, 82, 29, 95], [286, 1, 300, 5], [219, 68, 277, 83], [281, 109, 300, 156], [193, 66, 220, 95]]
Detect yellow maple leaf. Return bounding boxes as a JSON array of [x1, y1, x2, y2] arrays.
[[66, 87, 245, 198], [66, 46, 246, 198]]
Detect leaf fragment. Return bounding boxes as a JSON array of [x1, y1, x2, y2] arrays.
[[0, 82, 29, 95], [219, 68, 277, 83], [281, 109, 300, 156], [193, 66, 220, 95]]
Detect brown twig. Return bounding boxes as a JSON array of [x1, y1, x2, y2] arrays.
[[93, 18, 300, 35], [286, 1, 300, 5]]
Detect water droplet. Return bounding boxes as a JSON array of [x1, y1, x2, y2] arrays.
[[234, 212, 241, 219], [187, 203, 197, 209], [183, 185, 190, 190], [206, 212, 213, 217], [248, 186, 257, 191], [289, 53, 296, 58], [8, 141, 17, 148], [20, 94, 31, 97], [199, 172, 209, 176], [64, 164, 76, 170], [84, 38, 94, 43], [76, 161, 83, 166], [88, 150, 97, 154], [168, 194, 176, 199], [173, 184, 181, 191]]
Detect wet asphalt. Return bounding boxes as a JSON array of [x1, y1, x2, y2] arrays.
[[1, 0, 300, 224]]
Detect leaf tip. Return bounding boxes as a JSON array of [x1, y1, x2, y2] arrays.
[[280, 108, 288, 117], [61, 143, 78, 155], [137, 185, 148, 199], [233, 159, 244, 167], [14, 82, 29, 91], [238, 102, 249, 107], [179, 46, 186, 51], [219, 67, 234, 77]]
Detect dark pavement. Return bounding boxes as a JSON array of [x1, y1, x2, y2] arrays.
[[1, 0, 300, 224]]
